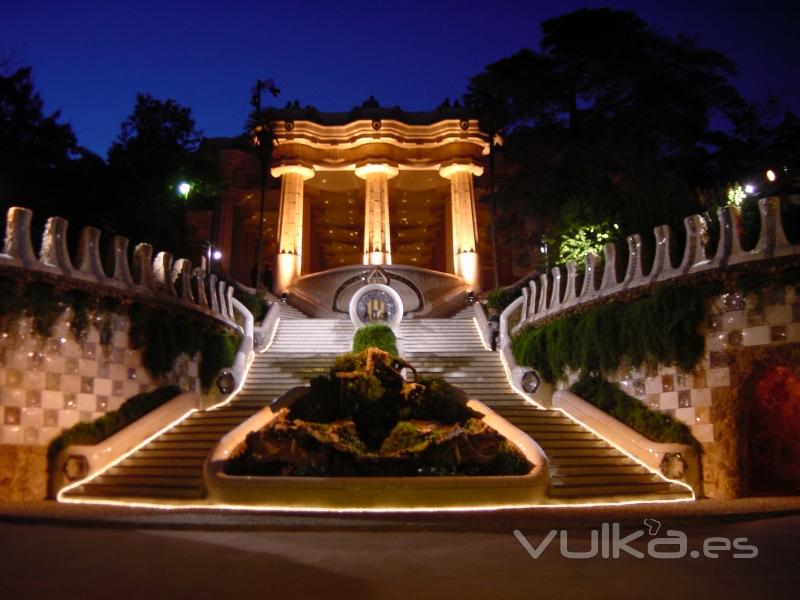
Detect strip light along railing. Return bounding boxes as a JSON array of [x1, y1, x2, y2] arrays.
[[0, 206, 238, 330], [513, 197, 798, 332]]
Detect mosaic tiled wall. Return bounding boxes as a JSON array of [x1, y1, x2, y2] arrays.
[[565, 284, 800, 447], [0, 311, 200, 446]]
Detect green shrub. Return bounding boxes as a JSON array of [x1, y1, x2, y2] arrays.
[[352, 324, 398, 355], [570, 376, 700, 450], [233, 287, 269, 322], [512, 283, 716, 382], [0, 277, 24, 332], [486, 286, 520, 312], [199, 329, 239, 391], [25, 282, 61, 338], [409, 376, 476, 424], [48, 385, 181, 461], [64, 289, 92, 342]]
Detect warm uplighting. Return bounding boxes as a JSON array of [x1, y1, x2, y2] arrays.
[[456, 250, 478, 289], [277, 252, 298, 292]]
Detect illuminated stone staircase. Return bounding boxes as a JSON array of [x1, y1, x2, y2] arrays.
[[64, 304, 689, 504], [400, 315, 692, 502], [62, 307, 349, 503]]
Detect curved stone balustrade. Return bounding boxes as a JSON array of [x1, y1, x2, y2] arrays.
[[0, 206, 237, 330], [514, 197, 798, 331]]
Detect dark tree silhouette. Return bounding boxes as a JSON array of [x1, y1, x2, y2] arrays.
[[465, 8, 762, 270], [106, 93, 219, 255]]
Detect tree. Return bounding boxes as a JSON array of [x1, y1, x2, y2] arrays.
[[107, 93, 219, 255], [465, 8, 754, 274], [0, 66, 78, 214]]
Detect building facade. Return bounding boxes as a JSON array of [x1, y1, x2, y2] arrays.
[[203, 104, 507, 310]]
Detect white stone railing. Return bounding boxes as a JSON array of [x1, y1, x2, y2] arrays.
[[513, 197, 798, 332], [0, 206, 238, 330]]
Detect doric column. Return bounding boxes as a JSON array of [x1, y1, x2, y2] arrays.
[[440, 163, 483, 289], [271, 163, 315, 292], [355, 163, 399, 265]]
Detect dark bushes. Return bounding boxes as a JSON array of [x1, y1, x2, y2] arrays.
[[47, 385, 181, 460], [512, 283, 716, 381], [570, 376, 700, 450]]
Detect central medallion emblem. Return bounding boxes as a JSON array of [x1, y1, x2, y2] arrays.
[[349, 283, 404, 330]]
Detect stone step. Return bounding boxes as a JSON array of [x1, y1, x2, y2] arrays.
[[550, 464, 648, 476], [550, 473, 665, 486], [74, 483, 204, 499], [549, 481, 683, 498], [106, 465, 203, 478]]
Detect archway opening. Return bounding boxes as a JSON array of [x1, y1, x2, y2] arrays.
[[748, 365, 800, 494]]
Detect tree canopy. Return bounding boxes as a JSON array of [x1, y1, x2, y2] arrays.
[[106, 93, 220, 254], [464, 8, 788, 271]]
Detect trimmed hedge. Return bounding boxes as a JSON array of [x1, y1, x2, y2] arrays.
[[570, 376, 700, 450], [352, 324, 398, 356], [486, 286, 521, 312], [512, 283, 716, 382], [47, 385, 182, 460]]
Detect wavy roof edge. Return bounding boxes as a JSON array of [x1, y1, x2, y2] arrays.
[[250, 104, 477, 126]]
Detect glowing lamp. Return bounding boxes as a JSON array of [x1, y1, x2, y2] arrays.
[[212, 249, 223, 260], [766, 169, 776, 182], [744, 184, 755, 194], [178, 181, 192, 197]]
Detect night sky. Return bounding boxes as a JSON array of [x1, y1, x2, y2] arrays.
[[4, 0, 799, 156]]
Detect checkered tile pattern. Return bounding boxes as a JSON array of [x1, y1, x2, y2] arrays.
[[600, 284, 800, 445], [0, 314, 200, 446]]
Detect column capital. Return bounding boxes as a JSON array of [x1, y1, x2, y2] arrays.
[[439, 162, 483, 179], [271, 163, 315, 180], [354, 162, 399, 180]]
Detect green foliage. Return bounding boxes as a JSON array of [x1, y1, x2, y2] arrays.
[[487, 286, 521, 312], [512, 283, 716, 382], [571, 376, 700, 449], [555, 221, 619, 266], [290, 350, 480, 449], [47, 385, 181, 461], [409, 377, 475, 424], [106, 93, 220, 254], [25, 282, 61, 338], [141, 309, 178, 378], [128, 302, 238, 390], [352, 324, 398, 355], [233, 287, 269, 322], [64, 290, 92, 342], [463, 8, 774, 279], [199, 329, 239, 391], [379, 421, 425, 454], [0, 276, 24, 332], [127, 302, 149, 349]]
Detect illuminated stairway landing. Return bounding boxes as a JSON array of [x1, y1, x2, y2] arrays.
[[62, 306, 350, 503], [399, 312, 692, 503]]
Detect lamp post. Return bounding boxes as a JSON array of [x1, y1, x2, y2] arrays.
[[177, 181, 192, 257]]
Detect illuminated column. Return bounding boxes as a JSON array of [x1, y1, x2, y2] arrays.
[[440, 163, 483, 290], [271, 164, 315, 291], [355, 163, 399, 265]]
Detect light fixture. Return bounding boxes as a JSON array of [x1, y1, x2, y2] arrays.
[[744, 183, 755, 194], [766, 169, 776, 182], [178, 181, 192, 197]]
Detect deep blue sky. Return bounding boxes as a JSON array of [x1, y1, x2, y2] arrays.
[[4, 0, 799, 156]]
